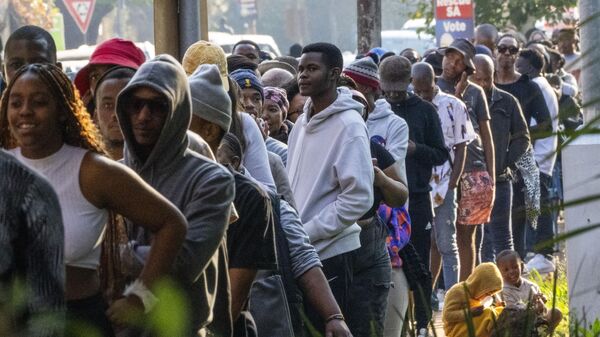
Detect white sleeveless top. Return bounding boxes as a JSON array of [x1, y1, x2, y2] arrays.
[[12, 144, 108, 269]]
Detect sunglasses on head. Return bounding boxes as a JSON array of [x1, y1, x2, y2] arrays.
[[497, 45, 519, 55], [126, 97, 169, 116]]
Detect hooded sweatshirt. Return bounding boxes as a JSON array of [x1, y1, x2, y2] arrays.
[[443, 262, 504, 337], [388, 93, 449, 194], [116, 54, 235, 336], [287, 87, 374, 260], [367, 98, 409, 183]]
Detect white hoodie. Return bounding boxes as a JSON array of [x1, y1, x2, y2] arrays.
[[287, 87, 374, 260], [367, 98, 409, 183]]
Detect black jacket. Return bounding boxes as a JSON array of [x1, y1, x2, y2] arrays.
[[388, 94, 448, 194], [487, 87, 530, 180]]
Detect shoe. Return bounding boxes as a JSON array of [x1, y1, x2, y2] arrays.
[[417, 328, 429, 337], [524, 252, 536, 263], [431, 292, 439, 311], [436, 289, 445, 310], [525, 254, 555, 274]]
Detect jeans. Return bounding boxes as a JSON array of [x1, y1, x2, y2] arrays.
[[347, 216, 392, 337], [433, 188, 459, 289], [533, 173, 556, 257], [305, 249, 355, 333], [512, 175, 528, 259], [481, 180, 514, 262], [383, 268, 410, 337]]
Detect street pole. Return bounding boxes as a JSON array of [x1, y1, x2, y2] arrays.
[[357, 0, 381, 54], [563, 0, 600, 323], [579, 0, 600, 122], [154, 0, 208, 60]]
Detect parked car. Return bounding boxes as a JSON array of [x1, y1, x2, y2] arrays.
[[381, 29, 436, 55]]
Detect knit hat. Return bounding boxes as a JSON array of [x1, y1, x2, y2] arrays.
[[182, 40, 229, 91], [230, 69, 264, 101], [189, 64, 232, 132], [378, 55, 412, 92], [263, 86, 289, 112], [440, 38, 476, 71], [74, 38, 146, 96], [343, 57, 380, 90]]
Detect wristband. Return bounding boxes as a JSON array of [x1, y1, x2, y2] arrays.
[[123, 279, 158, 314], [325, 313, 345, 323]]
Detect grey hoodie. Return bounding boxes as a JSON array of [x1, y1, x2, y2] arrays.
[[287, 87, 374, 260], [116, 54, 235, 336]]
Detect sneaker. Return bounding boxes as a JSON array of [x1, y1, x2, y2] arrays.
[[524, 252, 536, 263], [436, 289, 445, 310], [431, 292, 439, 311], [417, 328, 429, 337], [525, 254, 555, 274]]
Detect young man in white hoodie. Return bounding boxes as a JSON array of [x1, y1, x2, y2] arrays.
[[287, 42, 374, 333]]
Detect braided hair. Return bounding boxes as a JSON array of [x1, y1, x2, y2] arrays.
[[0, 63, 106, 155]]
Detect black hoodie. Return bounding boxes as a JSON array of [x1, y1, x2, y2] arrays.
[[389, 93, 449, 194]]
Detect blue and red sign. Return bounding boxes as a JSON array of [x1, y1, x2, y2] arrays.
[[435, 0, 474, 47]]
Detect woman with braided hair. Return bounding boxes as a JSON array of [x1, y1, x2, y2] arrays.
[[0, 63, 187, 336]]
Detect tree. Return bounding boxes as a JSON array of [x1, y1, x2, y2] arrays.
[[402, 0, 578, 33]]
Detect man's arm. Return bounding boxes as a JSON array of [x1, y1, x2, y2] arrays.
[[449, 142, 467, 189], [479, 119, 496, 182], [299, 267, 352, 337], [507, 99, 531, 168], [527, 84, 552, 137], [175, 168, 234, 282]]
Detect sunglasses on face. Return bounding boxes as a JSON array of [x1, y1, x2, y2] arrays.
[[497, 45, 519, 55], [126, 97, 169, 116]]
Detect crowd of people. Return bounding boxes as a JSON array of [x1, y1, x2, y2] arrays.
[[0, 21, 583, 337]]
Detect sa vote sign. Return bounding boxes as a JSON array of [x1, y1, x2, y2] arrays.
[[435, 0, 474, 47]]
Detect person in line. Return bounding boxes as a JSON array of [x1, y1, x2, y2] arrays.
[[474, 23, 499, 55], [283, 78, 307, 124], [437, 39, 496, 280], [262, 86, 291, 145], [471, 55, 531, 262], [496, 250, 563, 333], [74, 38, 146, 109], [380, 55, 449, 336], [2, 25, 62, 84], [115, 55, 235, 336], [494, 34, 551, 261], [515, 49, 559, 274], [287, 42, 374, 333], [411, 62, 476, 290], [232, 40, 262, 65], [0, 149, 64, 337], [346, 89, 408, 337], [442, 263, 505, 337], [1, 63, 187, 336], [92, 66, 136, 159]]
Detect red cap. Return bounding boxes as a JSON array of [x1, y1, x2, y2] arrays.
[[74, 38, 146, 96]]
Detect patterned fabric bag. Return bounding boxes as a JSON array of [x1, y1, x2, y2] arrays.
[[379, 205, 411, 268]]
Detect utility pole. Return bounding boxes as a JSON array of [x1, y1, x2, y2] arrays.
[[357, 0, 381, 54], [563, 0, 600, 323], [580, 0, 600, 121], [154, 0, 208, 59]]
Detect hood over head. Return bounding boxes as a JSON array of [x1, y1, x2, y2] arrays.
[[116, 54, 192, 172], [465, 262, 503, 299]]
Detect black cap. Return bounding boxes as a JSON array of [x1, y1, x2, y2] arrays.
[[440, 38, 476, 71]]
